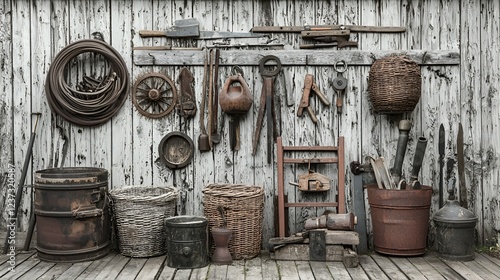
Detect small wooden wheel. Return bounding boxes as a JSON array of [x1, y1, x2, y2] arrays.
[[132, 72, 177, 118]]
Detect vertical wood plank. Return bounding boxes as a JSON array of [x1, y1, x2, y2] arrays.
[[30, 0, 52, 171], [480, 0, 500, 245], [11, 0, 32, 231], [313, 0, 337, 218], [68, 0, 93, 169], [336, 0, 361, 215], [253, 0, 297, 241], [0, 0, 13, 230], [131, 0, 154, 187], [460, 0, 483, 244], [110, 0, 133, 190], [421, 1, 461, 247], [400, 0, 423, 203], [359, 0, 381, 249], [211, 0, 232, 187], [88, 0, 112, 183], [49, 0, 71, 170], [228, 0, 254, 186], [151, 0, 176, 199], [292, 0, 316, 234], [29, 0, 52, 238], [182, 1, 208, 217], [192, 0, 215, 218], [378, 0, 403, 185]]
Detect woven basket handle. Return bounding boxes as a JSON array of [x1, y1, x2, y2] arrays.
[[217, 206, 227, 228]]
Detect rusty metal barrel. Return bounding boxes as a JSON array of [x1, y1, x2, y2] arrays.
[[367, 184, 432, 256], [34, 167, 110, 262]]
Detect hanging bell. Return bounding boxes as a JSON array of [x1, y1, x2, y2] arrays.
[[219, 74, 252, 114]]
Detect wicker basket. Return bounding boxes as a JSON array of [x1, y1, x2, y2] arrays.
[[202, 184, 264, 260], [368, 55, 421, 114], [109, 185, 178, 257]]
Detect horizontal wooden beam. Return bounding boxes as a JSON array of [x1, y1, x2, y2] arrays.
[[133, 49, 459, 66], [283, 158, 338, 164]]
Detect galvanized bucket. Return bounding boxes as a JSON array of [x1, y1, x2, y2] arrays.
[[164, 216, 209, 268]]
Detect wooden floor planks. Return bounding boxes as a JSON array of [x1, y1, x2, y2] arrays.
[[0, 250, 498, 279]]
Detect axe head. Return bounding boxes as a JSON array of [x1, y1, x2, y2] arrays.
[[166, 18, 200, 37]]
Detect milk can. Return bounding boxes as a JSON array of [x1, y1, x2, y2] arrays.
[[433, 200, 478, 261]]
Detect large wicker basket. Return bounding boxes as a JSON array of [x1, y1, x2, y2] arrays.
[[368, 55, 421, 114], [202, 184, 264, 260], [109, 185, 178, 257]]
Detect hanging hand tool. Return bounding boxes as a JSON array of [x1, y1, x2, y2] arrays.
[[252, 55, 282, 164], [3, 113, 41, 254], [331, 61, 348, 114], [219, 66, 252, 151], [251, 24, 407, 33], [408, 137, 428, 189], [299, 40, 358, 49], [457, 123, 468, 208], [198, 50, 210, 152], [438, 124, 445, 208], [278, 69, 294, 107], [207, 49, 214, 148], [299, 33, 358, 49], [301, 29, 351, 39], [177, 67, 197, 119], [446, 158, 456, 200], [211, 49, 221, 144], [132, 46, 203, 51], [140, 18, 265, 39], [297, 74, 330, 124]]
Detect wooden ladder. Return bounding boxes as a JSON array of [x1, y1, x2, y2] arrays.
[[276, 136, 345, 237]]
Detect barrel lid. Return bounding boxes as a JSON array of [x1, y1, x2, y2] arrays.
[[433, 200, 478, 223]]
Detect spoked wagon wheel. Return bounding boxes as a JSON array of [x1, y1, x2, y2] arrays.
[[132, 72, 177, 118]]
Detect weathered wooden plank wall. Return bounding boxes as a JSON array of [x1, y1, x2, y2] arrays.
[[0, 0, 498, 249]]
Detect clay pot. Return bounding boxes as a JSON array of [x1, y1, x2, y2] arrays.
[[211, 227, 233, 265]]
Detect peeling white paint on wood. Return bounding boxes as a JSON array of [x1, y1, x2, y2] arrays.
[[0, 0, 498, 249]]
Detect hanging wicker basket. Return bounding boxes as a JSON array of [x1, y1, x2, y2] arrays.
[[109, 185, 178, 257], [368, 55, 422, 114], [202, 183, 264, 260]]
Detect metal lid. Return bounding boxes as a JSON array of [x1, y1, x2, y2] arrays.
[[159, 132, 194, 169], [165, 215, 207, 227], [433, 200, 478, 223]]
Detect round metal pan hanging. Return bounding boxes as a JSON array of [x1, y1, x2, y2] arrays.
[[159, 132, 194, 169]]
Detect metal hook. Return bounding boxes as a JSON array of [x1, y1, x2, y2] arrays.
[[334, 60, 348, 73], [231, 65, 244, 77]]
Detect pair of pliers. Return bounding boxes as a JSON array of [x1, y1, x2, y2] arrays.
[[297, 74, 331, 124]]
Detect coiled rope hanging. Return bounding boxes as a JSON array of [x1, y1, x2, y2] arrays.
[[45, 39, 129, 126]]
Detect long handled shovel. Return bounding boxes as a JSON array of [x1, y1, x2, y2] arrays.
[[3, 113, 41, 253]]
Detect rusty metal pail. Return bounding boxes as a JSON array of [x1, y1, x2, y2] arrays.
[[367, 184, 432, 256], [34, 167, 110, 262]]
